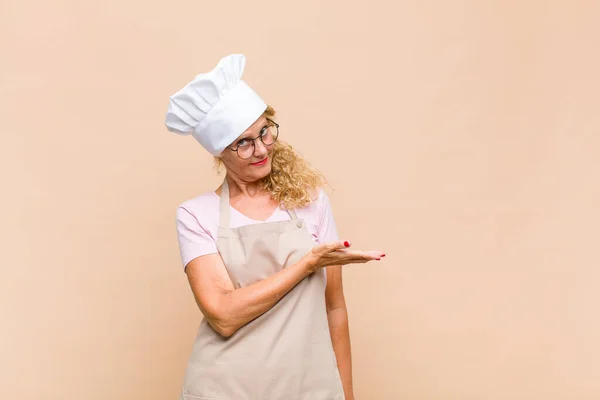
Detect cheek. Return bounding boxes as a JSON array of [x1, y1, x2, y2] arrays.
[[221, 154, 246, 172]]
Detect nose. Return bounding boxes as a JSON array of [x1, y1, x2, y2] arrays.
[[253, 138, 268, 157]]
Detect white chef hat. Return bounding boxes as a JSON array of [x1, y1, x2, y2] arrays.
[[165, 54, 267, 156]]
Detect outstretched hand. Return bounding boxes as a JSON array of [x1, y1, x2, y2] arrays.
[[303, 240, 385, 273]]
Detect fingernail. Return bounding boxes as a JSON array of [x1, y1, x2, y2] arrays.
[[344, 241, 350, 247], [376, 258, 381, 261], [382, 254, 386, 257]]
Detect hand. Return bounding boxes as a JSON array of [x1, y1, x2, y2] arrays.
[[303, 240, 385, 273]]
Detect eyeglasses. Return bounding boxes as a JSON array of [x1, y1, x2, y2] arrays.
[[228, 119, 279, 160]]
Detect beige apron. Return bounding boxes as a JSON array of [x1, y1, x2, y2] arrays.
[[180, 178, 345, 400]]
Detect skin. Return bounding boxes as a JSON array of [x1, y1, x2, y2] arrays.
[[185, 115, 385, 400]]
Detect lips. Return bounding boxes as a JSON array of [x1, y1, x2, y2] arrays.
[[251, 157, 268, 166]]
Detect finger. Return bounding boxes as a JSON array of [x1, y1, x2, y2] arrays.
[[342, 250, 385, 262], [338, 249, 382, 259], [364, 250, 386, 259], [325, 240, 351, 253]]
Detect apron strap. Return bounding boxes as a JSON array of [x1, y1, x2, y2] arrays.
[[286, 208, 298, 220], [218, 177, 298, 228], [218, 178, 230, 230]]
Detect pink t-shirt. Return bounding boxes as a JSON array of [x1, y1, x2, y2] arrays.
[[175, 188, 340, 273]]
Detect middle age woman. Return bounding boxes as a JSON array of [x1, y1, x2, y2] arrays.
[[167, 53, 385, 400]]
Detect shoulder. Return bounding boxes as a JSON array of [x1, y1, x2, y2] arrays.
[[294, 186, 324, 209], [313, 186, 334, 211], [175, 191, 220, 222], [295, 186, 339, 243], [295, 186, 334, 219]]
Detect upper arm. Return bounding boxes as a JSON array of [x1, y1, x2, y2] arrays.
[[317, 189, 346, 311], [185, 254, 235, 320], [175, 205, 218, 268], [316, 188, 340, 245], [175, 205, 234, 320]]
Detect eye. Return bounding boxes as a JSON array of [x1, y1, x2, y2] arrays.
[[237, 138, 249, 147]]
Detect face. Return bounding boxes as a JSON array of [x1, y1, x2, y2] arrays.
[[219, 115, 276, 181]]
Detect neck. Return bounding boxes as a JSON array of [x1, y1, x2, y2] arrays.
[[224, 174, 267, 198]]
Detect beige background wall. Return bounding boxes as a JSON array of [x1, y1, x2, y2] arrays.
[[2, 1, 600, 399]]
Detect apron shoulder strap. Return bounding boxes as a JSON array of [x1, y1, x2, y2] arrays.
[[218, 178, 230, 229], [286, 208, 298, 220]]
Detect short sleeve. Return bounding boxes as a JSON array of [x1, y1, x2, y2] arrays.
[[175, 205, 218, 270], [316, 189, 340, 244]]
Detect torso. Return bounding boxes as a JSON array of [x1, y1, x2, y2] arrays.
[[179, 178, 345, 399]]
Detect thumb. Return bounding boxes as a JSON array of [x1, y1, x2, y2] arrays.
[[326, 240, 351, 252]]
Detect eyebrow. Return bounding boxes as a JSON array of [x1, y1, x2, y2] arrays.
[[238, 123, 269, 140]]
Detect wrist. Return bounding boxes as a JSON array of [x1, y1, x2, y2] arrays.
[[300, 254, 318, 275]]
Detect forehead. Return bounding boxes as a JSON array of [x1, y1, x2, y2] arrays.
[[238, 116, 268, 139]]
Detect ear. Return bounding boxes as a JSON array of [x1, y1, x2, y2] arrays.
[[213, 155, 225, 171]]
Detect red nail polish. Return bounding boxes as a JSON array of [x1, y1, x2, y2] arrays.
[[382, 254, 386, 257], [344, 241, 350, 247], [376, 258, 381, 260]]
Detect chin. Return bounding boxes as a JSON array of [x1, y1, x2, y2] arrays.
[[258, 164, 272, 179], [248, 163, 270, 180]]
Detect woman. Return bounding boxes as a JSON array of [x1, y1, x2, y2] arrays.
[[166, 54, 385, 400]]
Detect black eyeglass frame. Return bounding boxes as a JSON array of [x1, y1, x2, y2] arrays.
[[227, 118, 280, 159]]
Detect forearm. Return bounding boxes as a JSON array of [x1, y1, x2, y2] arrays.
[[214, 258, 314, 336], [328, 307, 354, 399]]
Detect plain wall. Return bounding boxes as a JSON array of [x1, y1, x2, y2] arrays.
[[2, 1, 600, 398]]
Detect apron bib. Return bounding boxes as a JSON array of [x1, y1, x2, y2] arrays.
[[180, 178, 344, 400]]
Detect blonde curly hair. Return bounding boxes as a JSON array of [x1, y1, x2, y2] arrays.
[[214, 105, 328, 209]]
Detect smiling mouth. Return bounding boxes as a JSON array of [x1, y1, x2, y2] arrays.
[[251, 157, 268, 166]]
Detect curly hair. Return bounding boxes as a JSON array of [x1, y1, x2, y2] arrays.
[[213, 105, 328, 209]]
